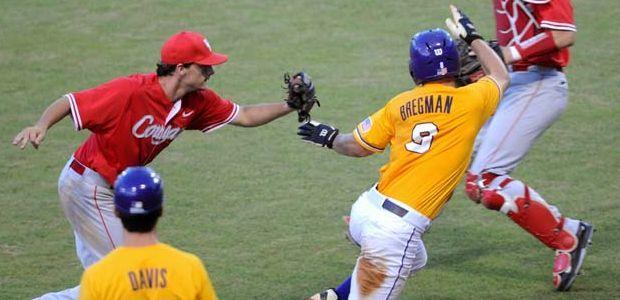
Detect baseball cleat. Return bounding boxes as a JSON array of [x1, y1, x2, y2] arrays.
[[308, 288, 338, 300], [553, 221, 594, 291]]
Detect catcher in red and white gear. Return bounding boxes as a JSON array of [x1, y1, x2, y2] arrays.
[[464, 0, 594, 291]]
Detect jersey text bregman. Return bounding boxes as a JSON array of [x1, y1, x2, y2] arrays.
[[399, 95, 453, 120]]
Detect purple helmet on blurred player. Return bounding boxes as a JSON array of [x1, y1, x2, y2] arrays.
[[114, 167, 163, 216], [409, 28, 460, 85]]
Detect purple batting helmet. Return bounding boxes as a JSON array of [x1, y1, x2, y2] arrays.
[[409, 28, 460, 85], [114, 167, 163, 215]]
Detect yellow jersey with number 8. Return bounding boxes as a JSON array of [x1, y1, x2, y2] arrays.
[[353, 77, 501, 219]]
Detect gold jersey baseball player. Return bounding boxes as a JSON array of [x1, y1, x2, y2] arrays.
[[304, 6, 509, 300]]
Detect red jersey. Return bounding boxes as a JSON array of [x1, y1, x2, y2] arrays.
[[493, 0, 576, 68], [67, 73, 239, 185]]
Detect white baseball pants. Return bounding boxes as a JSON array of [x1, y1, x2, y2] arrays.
[[35, 157, 122, 300], [347, 186, 431, 300]]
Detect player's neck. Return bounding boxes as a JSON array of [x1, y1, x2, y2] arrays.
[[123, 230, 159, 247], [158, 76, 189, 102], [432, 78, 457, 87]]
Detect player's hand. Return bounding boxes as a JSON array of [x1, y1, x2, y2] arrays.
[[297, 120, 339, 148], [445, 4, 483, 45], [12, 125, 47, 149]]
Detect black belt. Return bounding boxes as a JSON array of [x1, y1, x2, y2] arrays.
[[382, 199, 408, 217]]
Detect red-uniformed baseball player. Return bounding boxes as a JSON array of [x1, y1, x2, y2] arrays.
[[466, 0, 593, 291], [12, 31, 301, 299]]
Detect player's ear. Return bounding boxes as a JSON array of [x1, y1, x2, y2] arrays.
[[175, 63, 189, 76]]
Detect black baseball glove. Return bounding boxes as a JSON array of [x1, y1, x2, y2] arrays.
[[284, 71, 320, 122], [455, 39, 505, 87]]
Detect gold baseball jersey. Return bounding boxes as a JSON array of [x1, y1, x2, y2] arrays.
[[79, 243, 217, 300], [353, 77, 501, 219]]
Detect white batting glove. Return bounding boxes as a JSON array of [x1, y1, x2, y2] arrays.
[[445, 4, 483, 45]]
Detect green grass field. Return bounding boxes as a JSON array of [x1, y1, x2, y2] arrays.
[[1, 0, 619, 299]]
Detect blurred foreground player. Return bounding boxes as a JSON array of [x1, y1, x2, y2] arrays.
[[79, 167, 217, 300]]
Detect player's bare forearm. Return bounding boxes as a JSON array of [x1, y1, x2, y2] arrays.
[[36, 96, 72, 129], [230, 102, 294, 127], [471, 39, 510, 91], [12, 96, 71, 149], [332, 134, 374, 157]]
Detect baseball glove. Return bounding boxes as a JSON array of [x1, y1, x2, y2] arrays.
[[284, 71, 320, 122], [455, 39, 505, 87]]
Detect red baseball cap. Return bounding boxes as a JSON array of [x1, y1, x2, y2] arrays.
[[160, 31, 228, 66]]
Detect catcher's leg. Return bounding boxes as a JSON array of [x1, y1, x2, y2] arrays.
[[468, 173, 593, 290], [469, 70, 568, 176], [474, 174, 580, 250], [466, 70, 593, 290]]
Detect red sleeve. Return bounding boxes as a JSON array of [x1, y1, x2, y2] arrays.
[[188, 89, 239, 133], [67, 77, 134, 133], [535, 0, 576, 31]]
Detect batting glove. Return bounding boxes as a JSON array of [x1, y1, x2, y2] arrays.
[[297, 120, 339, 148], [445, 5, 483, 45]]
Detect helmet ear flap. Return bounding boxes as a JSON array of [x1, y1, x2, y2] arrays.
[[409, 60, 419, 85], [410, 70, 421, 85]]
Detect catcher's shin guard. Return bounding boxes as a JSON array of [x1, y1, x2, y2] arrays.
[[478, 174, 577, 251]]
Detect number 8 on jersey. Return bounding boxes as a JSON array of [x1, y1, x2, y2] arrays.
[[406, 122, 438, 154]]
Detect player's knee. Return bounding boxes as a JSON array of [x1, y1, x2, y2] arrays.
[[465, 172, 501, 203], [413, 250, 428, 272], [480, 189, 505, 211], [464, 172, 482, 202], [356, 253, 388, 296]]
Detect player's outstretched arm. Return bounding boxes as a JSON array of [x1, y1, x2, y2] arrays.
[[230, 71, 319, 127], [332, 134, 374, 157], [230, 102, 294, 127], [12, 96, 71, 149], [297, 121, 373, 157], [445, 4, 509, 91]]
